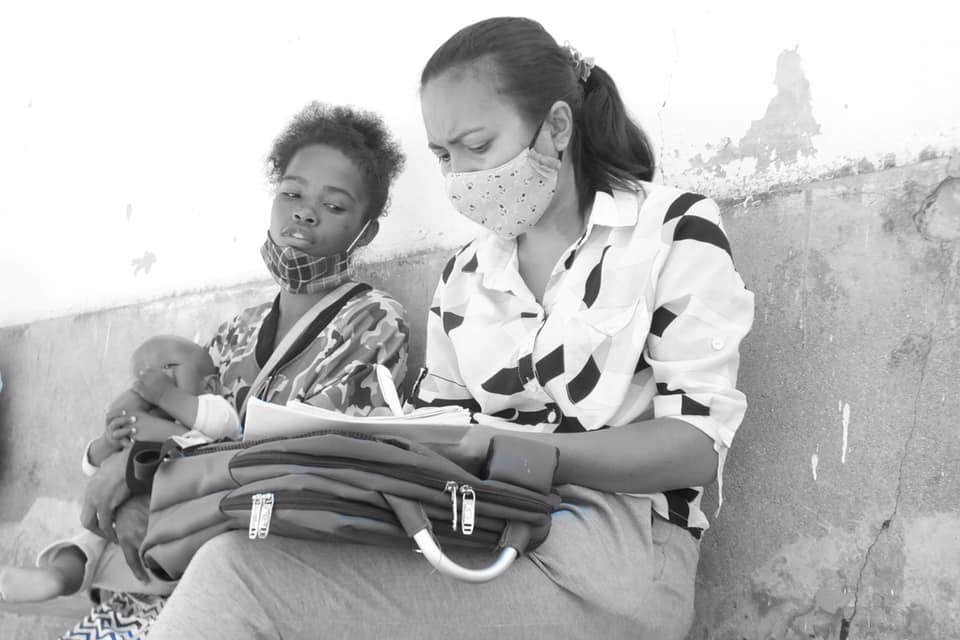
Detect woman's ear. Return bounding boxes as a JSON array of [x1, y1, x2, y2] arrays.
[[202, 373, 220, 395], [546, 100, 574, 154]]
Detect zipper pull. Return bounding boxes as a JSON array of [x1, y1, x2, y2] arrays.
[[257, 493, 275, 539], [444, 481, 459, 531], [459, 485, 476, 535], [248, 493, 264, 539]]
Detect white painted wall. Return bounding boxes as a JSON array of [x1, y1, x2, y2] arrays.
[[1, 0, 957, 327]]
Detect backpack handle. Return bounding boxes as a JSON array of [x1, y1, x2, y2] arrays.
[[412, 530, 520, 583]]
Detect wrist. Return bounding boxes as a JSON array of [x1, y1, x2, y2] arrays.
[[89, 437, 118, 465]]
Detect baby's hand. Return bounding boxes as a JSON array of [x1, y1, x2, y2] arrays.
[[103, 408, 137, 450], [133, 367, 175, 405]]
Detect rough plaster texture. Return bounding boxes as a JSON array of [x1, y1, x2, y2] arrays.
[[691, 159, 960, 639], [1, 161, 958, 638]]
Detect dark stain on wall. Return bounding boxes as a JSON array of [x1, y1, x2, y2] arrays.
[[690, 46, 821, 175], [131, 251, 157, 276]]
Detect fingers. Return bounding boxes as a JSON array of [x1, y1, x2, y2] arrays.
[[97, 510, 118, 543], [80, 501, 104, 539], [107, 413, 137, 430], [111, 426, 137, 445], [107, 415, 138, 446]]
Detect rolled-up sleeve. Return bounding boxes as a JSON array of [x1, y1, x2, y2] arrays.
[[645, 197, 755, 507]]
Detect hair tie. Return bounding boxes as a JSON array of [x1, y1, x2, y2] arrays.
[[563, 41, 595, 83]]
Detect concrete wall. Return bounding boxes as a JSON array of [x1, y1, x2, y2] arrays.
[[2, 158, 959, 637]]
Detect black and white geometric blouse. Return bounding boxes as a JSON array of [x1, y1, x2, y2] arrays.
[[414, 183, 755, 537]]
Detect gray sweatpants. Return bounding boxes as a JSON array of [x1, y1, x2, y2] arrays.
[[147, 486, 699, 639]]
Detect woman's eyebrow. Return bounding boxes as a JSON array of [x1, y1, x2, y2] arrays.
[[280, 176, 355, 203], [428, 126, 487, 149], [321, 186, 356, 202]]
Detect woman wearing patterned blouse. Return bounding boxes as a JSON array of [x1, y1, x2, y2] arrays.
[[412, 17, 754, 637], [146, 18, 754, 640], [74, 102, 408, 639]]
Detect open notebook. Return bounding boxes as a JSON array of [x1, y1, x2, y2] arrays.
[[242, 365, 473, 443]]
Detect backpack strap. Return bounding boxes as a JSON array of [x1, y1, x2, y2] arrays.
[[239, 282, 372, 423]]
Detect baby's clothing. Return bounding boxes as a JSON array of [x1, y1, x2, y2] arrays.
[[186, 393, 242, 441], [36, 530, 175, 597]]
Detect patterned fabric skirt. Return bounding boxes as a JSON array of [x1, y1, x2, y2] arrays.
[[60, 592, 166, 640]]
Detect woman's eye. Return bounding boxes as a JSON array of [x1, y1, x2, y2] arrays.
[[467, 143, 489, 153], [281, 192, 300, 199], [324, 203, 345, 213], [162, 363, 179, 370]]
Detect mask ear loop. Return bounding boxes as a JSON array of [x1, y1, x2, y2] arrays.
[[528, 119, 563, 162], [344, 219, 372, 255]]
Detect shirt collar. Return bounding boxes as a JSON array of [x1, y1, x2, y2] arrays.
[[586, 189, 640, 228], [472, 232, 522, 293], [468, 188, 641, 292]]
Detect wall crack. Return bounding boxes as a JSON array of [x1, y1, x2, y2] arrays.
[[839, 275, 949, 638]]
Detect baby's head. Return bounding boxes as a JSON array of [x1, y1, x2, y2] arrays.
[[131, 335, 219, 396]]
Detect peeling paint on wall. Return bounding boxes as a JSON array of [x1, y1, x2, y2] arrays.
[[840, 402, 850, 464], [689, 47, 821, 176]]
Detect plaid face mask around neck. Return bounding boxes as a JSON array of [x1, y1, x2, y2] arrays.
[[444, 131, 562, 239], [260, 222, 368, 294]]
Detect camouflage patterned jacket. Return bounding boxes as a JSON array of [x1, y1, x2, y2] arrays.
[[208, 285, 408, 419]]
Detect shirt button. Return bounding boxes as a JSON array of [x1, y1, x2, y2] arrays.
[[711, 337, 725, 351]]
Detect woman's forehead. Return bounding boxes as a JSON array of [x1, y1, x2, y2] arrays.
[[421, 65, 519, 143], [283, 144, 367, 202]]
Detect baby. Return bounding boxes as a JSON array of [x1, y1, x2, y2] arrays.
[[86, 334, 241, 468], [0, 335, 240, 603]]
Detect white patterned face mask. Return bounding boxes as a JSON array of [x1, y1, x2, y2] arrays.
[[444, 125, 562, 239]]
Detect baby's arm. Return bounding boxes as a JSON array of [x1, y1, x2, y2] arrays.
[[132, 368, 200, 428], [87, 390, 155, 468]]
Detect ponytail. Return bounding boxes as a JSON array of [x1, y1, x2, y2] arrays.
[[421, 17, 656, 215], [573, 65, 656, 212]]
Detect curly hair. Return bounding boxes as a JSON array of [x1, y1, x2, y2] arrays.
[[267, 102, 406, 220]]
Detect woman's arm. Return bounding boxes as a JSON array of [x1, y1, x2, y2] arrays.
[[452, 418, 717, 493], [79, 453, 150, 581]]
